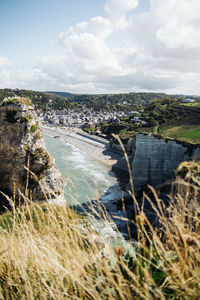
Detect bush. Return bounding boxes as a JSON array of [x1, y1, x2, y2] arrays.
[[0, 97, 32, 107], [30, 124, 38, 133], [20, 114, 32, 124]]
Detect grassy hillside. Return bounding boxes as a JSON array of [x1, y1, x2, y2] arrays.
[[139, 101, 200, 143], [104, 100, 200, 143], [181, 102, 200, 108], [159, 124, 200, 143], [156, 105, 200, 143]]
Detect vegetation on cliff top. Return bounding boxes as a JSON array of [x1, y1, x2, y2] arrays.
[[0, 96, 32, 107], [101, 98, 200, 143]]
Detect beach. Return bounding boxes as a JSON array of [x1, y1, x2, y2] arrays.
[[42, 126, 122, 167]]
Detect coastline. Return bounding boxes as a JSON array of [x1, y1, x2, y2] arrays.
[[42, 126, 122, 168], [42, 126, 131, 239]]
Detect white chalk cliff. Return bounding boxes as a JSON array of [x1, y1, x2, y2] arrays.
[[130, 133, 200, 195]]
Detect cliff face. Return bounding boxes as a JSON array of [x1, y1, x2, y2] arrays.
[[0, 98, 65, 206], [130, 134, 200, 196]]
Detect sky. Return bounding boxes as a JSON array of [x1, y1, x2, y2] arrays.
[[0, 0, 200, 95]]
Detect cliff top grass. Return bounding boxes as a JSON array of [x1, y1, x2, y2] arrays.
[[158, 124, 200, 144], [181, 102, 200, 108], [0, 96, 32, 107], [0, 174, 199, 299], [118, 129, 138, 139], [117, 130, 200, 151]]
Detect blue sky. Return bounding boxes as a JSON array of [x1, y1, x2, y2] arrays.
[[0, 0, 200, 95], [0, 0, 106, 63]]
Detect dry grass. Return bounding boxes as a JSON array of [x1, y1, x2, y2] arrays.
[[0, 97, 32, 107], [0, 175, 199, 299], [0, 138, 200, 299]]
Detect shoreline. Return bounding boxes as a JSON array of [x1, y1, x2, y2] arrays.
[[42, 126, 122, 168]]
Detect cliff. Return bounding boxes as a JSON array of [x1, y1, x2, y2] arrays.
[[107, 134, 200, 238], [0, 97, 65, 209], [130, 133, 200, 196]]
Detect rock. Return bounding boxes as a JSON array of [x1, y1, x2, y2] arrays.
[[106, 134, 200, 239], [129, 133, 200, 196], [0, 97, 65, 208]]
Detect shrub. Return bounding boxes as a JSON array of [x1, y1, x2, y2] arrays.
[[20, 114, 32, 124], [30, 124, 38, 133], [0, 97, 32, 107]]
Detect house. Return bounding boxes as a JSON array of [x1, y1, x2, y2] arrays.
[[122, 100, 128, 105]]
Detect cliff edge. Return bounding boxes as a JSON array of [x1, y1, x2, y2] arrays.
[[130, 133, 200, 196], [0, 97, 65, 209]]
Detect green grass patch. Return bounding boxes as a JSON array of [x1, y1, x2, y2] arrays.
[[119, 129, 138, 139], [159, 124, 200, 143], [30, 124, 38, 133], [153, 124, 159, 134], [181, 102, 200, 108]]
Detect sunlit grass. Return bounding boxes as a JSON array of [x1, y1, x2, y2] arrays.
[[159, 124, 200, 143], [0, 140, 199, 299], [0, 174, 199, 299], [181, 102, 200, 108]]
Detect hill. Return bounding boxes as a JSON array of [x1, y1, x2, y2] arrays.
[[102, 98, 200, 143], [1, 88, 199, 113], [46, 91, 75, 98]]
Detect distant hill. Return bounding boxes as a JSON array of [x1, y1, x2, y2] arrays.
[[0, 88, 199, 113], [46, 91, 75, 98]]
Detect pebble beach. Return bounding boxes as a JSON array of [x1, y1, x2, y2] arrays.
[[42, 126, 122, 167]]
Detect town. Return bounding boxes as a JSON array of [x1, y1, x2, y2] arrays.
[[38, 106, 147, 131]]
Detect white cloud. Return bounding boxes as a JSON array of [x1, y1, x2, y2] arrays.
[[60, 16, 112, 40], [154, 0, 200, 49], [105, 0, 139, 27], [44, 17, 122, 78]]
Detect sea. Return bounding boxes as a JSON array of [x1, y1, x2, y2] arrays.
[[44, 134, 118, 206], [44, 133, 130, 241]]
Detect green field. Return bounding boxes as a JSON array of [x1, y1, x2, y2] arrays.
[[158, 124, 200, 143], [181, 102, 200, 108]]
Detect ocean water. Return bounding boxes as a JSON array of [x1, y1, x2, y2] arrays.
[[44, 134, 117, 205]]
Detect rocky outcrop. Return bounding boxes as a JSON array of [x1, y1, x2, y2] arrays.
[[0, 97, 65, 207], [130, 133, 200, 196]]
